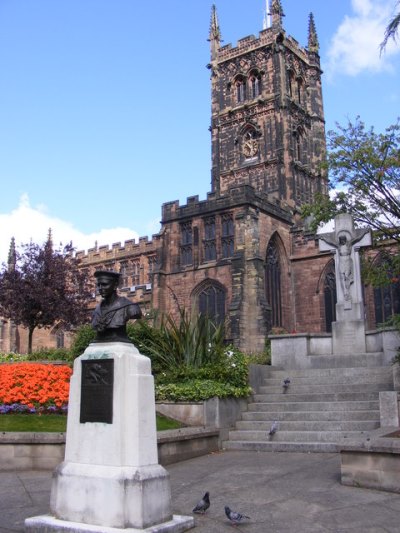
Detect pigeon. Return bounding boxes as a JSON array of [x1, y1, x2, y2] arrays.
[[192, 492, 210, 514], [224, 505, 250, 525], [282, 377, 291, 390], [268, 420, 279, 437]]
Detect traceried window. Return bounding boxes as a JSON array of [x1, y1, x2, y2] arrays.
[[52, 327, 65, 349], [147, 255, 157, 282], [323, 261, 337, 332], [119, 261, 129, 287], [131, 260, 141, 286], [265, 239, 282, 328], [180, 221, 193, 266], [203, 217, 216, 262], [196, 281, 226, 326], [221, 213, 234, 258]]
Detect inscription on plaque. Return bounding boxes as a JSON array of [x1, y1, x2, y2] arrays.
[[80, 359, 114, 424]]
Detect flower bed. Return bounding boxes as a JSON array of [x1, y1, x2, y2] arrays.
[[0, 363, 71, 414]]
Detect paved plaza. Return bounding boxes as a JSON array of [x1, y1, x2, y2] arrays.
[[1, 450, 400, 532]]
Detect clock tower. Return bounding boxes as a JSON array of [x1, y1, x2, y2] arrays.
[[208, 2, 327, 208]]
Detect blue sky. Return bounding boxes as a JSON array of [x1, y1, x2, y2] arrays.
[[0, 0, 399, 263]]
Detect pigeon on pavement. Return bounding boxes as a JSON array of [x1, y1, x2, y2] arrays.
[[268, 420, 279, 437], [192, 491, 210, 514], [224, 505, 250, 525]]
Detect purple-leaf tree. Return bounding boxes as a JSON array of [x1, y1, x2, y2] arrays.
[[0, 235, 93, 353]]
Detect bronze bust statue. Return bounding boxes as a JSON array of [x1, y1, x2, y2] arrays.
[[91, 270, 142, 343]]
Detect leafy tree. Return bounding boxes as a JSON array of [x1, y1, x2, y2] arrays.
[[302, 117, 400, 243], [0, 236, 92, 353], [381, 1, 400, 52]]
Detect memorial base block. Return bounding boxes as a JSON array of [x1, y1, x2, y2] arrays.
[[332, 319, 367, 355], [25, 514, 194, 533]]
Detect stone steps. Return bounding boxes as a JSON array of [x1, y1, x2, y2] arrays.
[[224, 441, 339, 453], [235, 420, 379, 432], [223, 359, 394, 453], [260, 383, 392, 393], [252, 392, 383, 402], [246, 400, 379, 412], [228, 430, 364, 443], [241, 410, 380, 421]]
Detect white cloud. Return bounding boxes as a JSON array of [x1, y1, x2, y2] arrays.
[[0, 194, 140, 265], [326, 0, 400, 77]]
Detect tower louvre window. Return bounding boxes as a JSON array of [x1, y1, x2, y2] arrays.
[[235, 76, 246, 103], [249, 73, 261, 98]]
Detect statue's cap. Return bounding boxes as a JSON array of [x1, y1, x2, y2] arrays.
[[94, 270, 120, 279]]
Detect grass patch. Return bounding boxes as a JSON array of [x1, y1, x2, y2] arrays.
[[0, 413, 182, 432], [0, 414, 67, 432]]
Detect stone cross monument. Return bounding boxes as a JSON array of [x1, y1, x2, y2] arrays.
[[319, 213, 371, 354]]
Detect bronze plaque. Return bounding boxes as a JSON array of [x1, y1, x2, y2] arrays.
[[80, 359, 114, 423]]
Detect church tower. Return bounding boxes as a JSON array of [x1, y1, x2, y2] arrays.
[[209, 2, 327, 209]]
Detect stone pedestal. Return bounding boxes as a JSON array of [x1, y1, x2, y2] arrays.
[[332, 319, 367, 355], [25, 342, 194, 533]]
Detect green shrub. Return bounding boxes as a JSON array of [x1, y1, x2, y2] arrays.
[[136, 309, 225, 371], [155, 345, 249, 388], [27, 347, 72, 362], [0, 352, 28, 363], [155, 380, 252, 402], [69, 324, 96, 359]]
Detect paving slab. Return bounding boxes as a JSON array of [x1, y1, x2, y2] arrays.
[[1, 451, 400, 533]]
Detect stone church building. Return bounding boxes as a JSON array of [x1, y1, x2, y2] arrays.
[[1, 1, 398, 354]]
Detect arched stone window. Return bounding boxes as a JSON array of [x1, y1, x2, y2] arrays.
[[373, 253, 400, 325], [194, 280, 226, 326], [265, 238, 282, 328], [323, 260, 337, 332], [296, 77, 303, 105], [52, 326, 65, 349], [288, 70, 294, 98]]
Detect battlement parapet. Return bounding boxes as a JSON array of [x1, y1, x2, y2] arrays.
[[75, 232, 162, 263], [217, 29, 310, 66], [161, 185, 292, 224]]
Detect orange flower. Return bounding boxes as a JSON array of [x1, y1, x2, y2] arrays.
[[0, 362, 72, 409]]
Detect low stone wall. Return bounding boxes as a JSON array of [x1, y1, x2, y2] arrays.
[[0, 427, 220, 471], [270, 329, 399, 369], [156, 397, 249, 443], [340, 428, 400, 494], [0, 432, 65, 471], [157, 427, 219, 465]]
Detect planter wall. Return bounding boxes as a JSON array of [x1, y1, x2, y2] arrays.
[[0, 427, 220, 471]]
